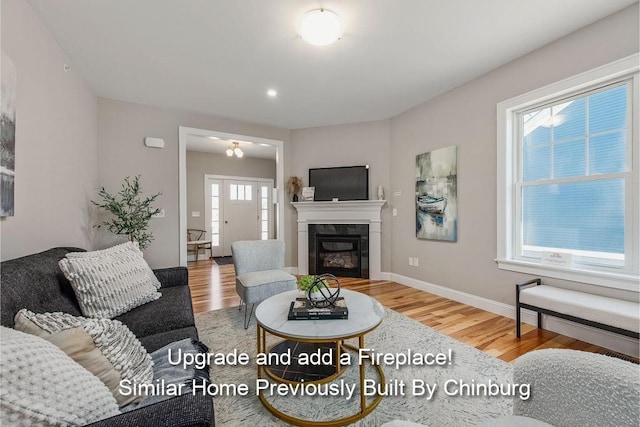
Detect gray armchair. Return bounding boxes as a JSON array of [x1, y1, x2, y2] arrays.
[[509, 349, 639, 426], [231, 240, 296, 328], [383, 349, 639, 427]]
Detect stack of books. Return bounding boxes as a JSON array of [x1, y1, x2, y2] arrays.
[[287, 297, 348, 320]]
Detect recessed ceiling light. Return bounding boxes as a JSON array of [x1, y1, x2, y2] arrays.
[[298, 9, 342, 46], [267, 89, 278, 97], [208, 136, 220, 140], [259, 143, 270, 147]]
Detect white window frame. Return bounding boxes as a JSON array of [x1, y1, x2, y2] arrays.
[[497, 54, 639, 291]]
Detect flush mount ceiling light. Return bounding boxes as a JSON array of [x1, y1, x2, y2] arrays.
[[298, 9, 342, 46], [226, 141, 244, 158]]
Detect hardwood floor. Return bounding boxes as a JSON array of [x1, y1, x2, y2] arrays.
[[187, 260, 633, 363]]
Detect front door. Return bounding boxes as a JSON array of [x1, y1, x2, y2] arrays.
[[223, 180, 259, 256], [204, 176, 274, 258]]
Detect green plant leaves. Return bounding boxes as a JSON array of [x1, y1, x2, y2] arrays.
[[92, 175, 161, 250]]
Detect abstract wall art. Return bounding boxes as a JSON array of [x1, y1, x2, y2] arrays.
[[416, 145, 457, 241], [1, 51, 16, 217]]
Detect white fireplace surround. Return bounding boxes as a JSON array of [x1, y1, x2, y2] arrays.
[[291, 200, 386, 279]]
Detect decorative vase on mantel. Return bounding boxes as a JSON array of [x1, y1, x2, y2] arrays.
[[293, 194, 298, 202], [377, 185, 384, 200]]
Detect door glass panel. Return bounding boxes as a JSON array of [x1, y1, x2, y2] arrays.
[[260, 185, 269, 240], [210, 183, 220, 247]]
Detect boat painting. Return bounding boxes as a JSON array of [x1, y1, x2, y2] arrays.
[[416, 146, 457, 241], [417, 194, 446, 214]]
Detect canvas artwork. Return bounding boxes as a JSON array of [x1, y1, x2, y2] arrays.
[[1, 51, 16, 217], [416, 145, 457, 241]]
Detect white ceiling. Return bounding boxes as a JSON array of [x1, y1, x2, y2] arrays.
[[29, 0, 637, 130]]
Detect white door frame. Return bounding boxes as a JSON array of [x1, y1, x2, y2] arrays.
[[204, 174, 274, 256], [178, 126, 285, 266]]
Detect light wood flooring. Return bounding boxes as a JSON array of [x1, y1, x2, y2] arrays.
[[187, 259, 635, 363]]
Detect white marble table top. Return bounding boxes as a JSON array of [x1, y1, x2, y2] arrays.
[[255, 289, 384, 340]]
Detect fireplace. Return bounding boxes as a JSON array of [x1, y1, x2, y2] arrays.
[[308, 224, 369, 278], [292, 200, 385, 280]]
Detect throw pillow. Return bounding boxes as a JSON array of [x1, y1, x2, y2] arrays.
[[58, 241, 161, 318], [122, 338, 210, 412], [0, 326, 120, 426], [15, 309, 154, 406]]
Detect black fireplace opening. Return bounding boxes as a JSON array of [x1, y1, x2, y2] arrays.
[[308, 224, 369, 278], [316, 235, 361, 278]]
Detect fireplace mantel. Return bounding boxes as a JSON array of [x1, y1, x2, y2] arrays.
[[292, 200, 385, 279]]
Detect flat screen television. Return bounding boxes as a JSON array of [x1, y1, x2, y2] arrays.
[[308, 166, 369, 201]]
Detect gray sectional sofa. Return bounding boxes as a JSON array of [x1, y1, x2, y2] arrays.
[[0, 247, 214, 427]]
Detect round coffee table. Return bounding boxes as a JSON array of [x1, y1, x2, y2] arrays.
[[255, 289, 386, 426]]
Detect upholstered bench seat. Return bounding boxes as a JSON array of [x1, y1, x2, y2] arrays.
[[516, 279, 640, 339], [236, 270, 296, 304], [519, 285, 640, 334]]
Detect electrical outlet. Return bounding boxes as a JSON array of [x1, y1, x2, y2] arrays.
[[192, 211, 200, 217], [392, 208, 397, 216], [152, 208, 165, 218], [393, 190, 402, 197], [408, 257, 414, 266], [414, 257, 419, 267]]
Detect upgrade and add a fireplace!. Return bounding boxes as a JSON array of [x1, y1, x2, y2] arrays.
[[292, 200, 385, 279]]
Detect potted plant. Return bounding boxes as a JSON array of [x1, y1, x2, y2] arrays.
[[286, 176, 303, 202], [296, 275, 329, 301], [92, 175, 161, 250]]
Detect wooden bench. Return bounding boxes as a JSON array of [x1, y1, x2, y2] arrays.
[[515, 278, 640, 339]]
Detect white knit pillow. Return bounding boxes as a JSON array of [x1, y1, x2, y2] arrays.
[[59, 242, 161, 318], [14, 309, 154, 406], [0, 326, 120, 426]]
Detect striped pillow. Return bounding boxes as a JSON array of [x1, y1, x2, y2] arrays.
[[14, 309, 154, 406], [59, 242, 161, 319]]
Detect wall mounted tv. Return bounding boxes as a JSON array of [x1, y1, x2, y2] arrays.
[[309, 165, 369, 201]]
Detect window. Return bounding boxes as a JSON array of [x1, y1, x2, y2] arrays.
[[497, 55, 638, 291], [210, 183, 220, 246], [260, 186, 269, 240], [229, 184, 253, 201]]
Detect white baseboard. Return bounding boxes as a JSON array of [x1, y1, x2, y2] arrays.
[[377, 272, 392, 280], [390, 273, 639, 358], [284, 267, 298, 275]]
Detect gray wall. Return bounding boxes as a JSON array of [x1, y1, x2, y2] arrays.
[[186, 150, 276, 230], [289, 119, 392, 271], [97, 98, 290, 268], [0, 0, 98, 261], [388, 4, 639, 304]]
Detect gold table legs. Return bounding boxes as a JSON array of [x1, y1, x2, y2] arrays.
[[256, 324, 385, 426]]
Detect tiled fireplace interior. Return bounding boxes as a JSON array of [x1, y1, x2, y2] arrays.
[[308, 224, 369, 278]]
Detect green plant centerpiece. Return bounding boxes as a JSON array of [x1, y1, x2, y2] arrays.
[[92, 175, 161, 250], [296, 274, 341, 307]]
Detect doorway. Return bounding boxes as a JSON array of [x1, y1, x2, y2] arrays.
[[204, 175, 273, 257], [178, 126, 285, 266]]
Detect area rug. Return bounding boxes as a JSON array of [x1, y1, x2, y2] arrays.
[[195, 307, 513, 426], [213, 256, 234, 266]]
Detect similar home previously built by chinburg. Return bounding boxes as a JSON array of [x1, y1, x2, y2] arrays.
[[1, 1, 639, 426]]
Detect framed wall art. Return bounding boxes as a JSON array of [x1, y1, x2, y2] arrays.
[[1, 51, 16, 217], [416, 145, 457, 241]]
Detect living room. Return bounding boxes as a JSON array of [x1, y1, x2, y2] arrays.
[[1, 1, 639, 426]]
